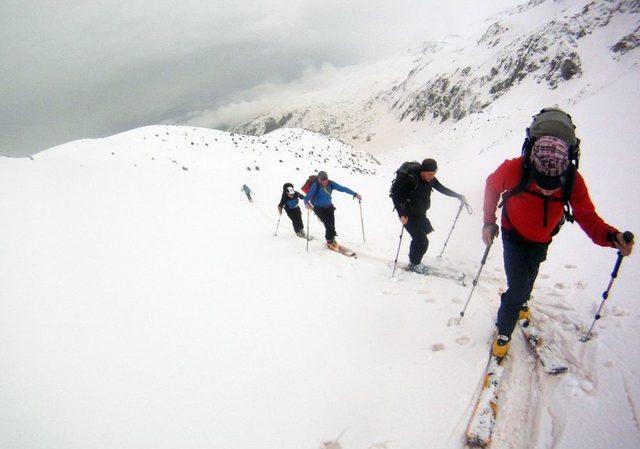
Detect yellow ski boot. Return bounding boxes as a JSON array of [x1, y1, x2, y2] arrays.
[[519, 305, 531, 322], [492, 335, 510, 359]]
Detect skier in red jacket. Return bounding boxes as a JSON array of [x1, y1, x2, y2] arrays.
[[482, 108, 633, 358]]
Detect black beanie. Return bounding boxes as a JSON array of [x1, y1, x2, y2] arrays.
[[421, 158, 438, 172]]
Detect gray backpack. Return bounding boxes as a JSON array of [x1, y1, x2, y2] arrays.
[[499, 108, 582, 230]]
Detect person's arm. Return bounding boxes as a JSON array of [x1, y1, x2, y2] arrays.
[[296, 192, 305, 200], [304, 183, 318, 206], [278, 193, 287, 209], [570, 173, 620, 248], [432, 178, 463, 199], [330, 181, 357, 197], [482, 158, 522, 245]]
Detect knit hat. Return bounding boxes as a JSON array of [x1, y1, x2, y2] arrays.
[[317, 170, 329, 181], [531, 135, 569, 189], [421, 158, 438, 172]]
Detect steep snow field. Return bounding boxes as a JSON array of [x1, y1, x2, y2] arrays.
[[1, 65, 639, 449], [2, 1, 639, 446]]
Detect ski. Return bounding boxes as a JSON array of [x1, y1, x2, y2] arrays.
[[404, 265, 466, 286], [518, 319, 568, 375], [465, 353, 506, 447], [326, 243, 356, 257]]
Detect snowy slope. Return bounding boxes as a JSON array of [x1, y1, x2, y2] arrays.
[[2, 0, 640, 447], [2, 79, 640, 449]]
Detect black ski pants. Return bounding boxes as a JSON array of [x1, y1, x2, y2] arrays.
[[404, 215, 434, 265], [314, 205, 337, 242], [496, 229, 549, 338], [285, 206, 304, 233]]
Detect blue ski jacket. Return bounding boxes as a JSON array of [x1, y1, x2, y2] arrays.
[[278, 192, 305, 210], [304, 181, 357, 208]]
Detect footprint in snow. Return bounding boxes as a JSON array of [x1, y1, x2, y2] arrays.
[[540, 274, 550, 279], [456, 336, 470, 345], [446, 317, 460, 327], [554, 283, 566, 289], [565, 264, 577, 269], [431, 343, 446, 352], [321, 442, 342, 449], [610, 306, 629, 317], [424, 298, 436, 303], [451, 297, 463, 304]]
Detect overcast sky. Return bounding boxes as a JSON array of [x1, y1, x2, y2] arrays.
[[1, 0, 516, 156]]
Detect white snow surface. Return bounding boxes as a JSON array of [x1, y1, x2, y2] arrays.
[[2, 5, 640, 449]]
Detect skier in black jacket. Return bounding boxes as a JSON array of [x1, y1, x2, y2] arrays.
[[278, 183, 306, 237], [391, 158, 466, 274]]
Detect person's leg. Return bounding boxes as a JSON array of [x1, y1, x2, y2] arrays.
[[404, 216, 429, 265], [520, 241, 548, 318], [290, 208, 304, 233], [497, 235, 548, 339], [285, 208, 297, 231], [324, 206, 337, 242], [314, 207, 332, 241]]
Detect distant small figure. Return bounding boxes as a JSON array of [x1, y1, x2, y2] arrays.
[[241, 184, 253, 202]]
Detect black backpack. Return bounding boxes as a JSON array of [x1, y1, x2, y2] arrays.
[[389, 161, 422, 213], [390, 161, 422, 196], [499, 108, 582, 230]]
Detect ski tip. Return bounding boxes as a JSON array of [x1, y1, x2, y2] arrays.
[[545, 366, 569, 375], [466, 436, 490, 447]]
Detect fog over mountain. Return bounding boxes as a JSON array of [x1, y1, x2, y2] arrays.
[[1, 0, 513, 157]]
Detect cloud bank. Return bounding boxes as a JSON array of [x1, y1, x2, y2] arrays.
[[1, 0, 514, 156]]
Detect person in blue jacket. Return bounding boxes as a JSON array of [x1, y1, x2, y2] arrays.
[[278, 183, 306, 237], [304, 170, 362, 248], [241, 184, 253, 202]]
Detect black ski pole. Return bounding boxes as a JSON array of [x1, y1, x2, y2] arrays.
[[359, 200, 366, 244], [458, 243, 492, 324], [391, 224, 405, 278], [580, 231, 634, 342], [438, 200, 472, 258], [274, 210, 282, 236]]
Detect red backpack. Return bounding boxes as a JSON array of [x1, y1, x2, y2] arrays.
[[301, 175, 318, 194]]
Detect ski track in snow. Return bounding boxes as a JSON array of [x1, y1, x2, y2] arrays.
[[2, 131, 636, 447], [3, 2, 640, 444]]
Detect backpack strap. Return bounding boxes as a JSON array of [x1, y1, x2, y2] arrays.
[[561, 164, 576, 223], [499, 160, 577, 230], [498, 137, 534, 209]]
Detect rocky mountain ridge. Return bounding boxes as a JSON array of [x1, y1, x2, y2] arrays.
[[230, 0, 640, 149]]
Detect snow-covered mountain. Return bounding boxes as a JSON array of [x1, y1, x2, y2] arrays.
[[229, 0, 640, 153], [2, 0, 640, 448], [2, 78, 640, 448]]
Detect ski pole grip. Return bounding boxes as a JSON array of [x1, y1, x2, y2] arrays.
[[623, 231, 634, 244]]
